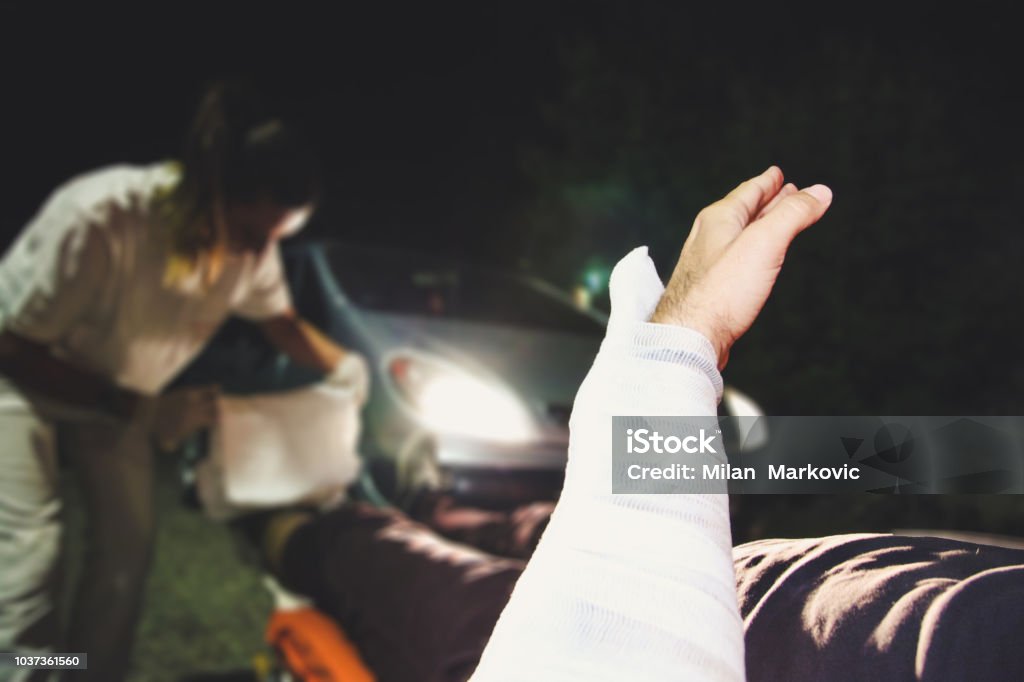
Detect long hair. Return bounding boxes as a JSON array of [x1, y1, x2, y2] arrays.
[[160, 82, 321, 288]]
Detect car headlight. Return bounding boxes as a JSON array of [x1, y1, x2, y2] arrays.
[[388, 353, 535, 443]]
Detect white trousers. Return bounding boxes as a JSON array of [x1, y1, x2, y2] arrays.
[[0, 380, 155, 682], [0, 384, 60, 682]]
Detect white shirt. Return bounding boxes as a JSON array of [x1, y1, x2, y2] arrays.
[[0, 163, 292, 395]]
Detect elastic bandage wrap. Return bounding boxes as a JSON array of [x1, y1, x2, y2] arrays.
[[470, 247, 744, 682]]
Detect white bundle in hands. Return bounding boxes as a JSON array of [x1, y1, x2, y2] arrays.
[[197, 355, 368, 519]]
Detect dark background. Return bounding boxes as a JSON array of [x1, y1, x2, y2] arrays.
[[3, 5, 1023, 505], [4, 2, 1023, 418]]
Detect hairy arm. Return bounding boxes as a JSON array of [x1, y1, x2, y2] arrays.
[[258, 309, 348, 374], [0, 330, 142, 422]]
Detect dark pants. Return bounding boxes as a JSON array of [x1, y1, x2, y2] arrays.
[[280, 503, 1024, 682], [279, 503, 533, 682]]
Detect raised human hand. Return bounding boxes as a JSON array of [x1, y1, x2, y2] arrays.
[[651, 166, 832, 368]]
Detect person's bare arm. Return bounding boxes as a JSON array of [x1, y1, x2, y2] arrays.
[[0, 330, 219, 449], [0, 330, 142, 421], [258, 309, 347, 373], [259, 309, 371, 404]]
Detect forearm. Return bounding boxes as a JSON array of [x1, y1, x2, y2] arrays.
[[472, 169, 829, 680], [259, 311, 346, 374], [0, 331, 143, 422], [470, 250, 744, 682]]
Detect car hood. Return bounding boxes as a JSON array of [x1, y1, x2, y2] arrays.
[[354, 311, 602, 409]]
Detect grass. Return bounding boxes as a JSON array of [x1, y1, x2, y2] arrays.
[[62, 455, 271, 682]]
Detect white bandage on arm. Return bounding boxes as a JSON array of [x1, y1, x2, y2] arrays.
[[470, 247, 745, 682]]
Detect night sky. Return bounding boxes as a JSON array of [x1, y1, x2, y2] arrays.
[[0, 3, 575, 250], [2, 2, 1022, 415]]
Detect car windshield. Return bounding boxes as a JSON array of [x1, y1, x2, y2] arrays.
[[324, 246, 606, 335]]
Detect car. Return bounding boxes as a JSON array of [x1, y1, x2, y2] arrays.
[[175, 241, 766, 509]]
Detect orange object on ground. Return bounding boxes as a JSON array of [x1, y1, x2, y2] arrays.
[[266, 607, 376, 681]]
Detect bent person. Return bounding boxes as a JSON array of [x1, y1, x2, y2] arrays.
[[0, 83, 367, 682]]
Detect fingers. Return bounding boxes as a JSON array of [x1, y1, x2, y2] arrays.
[[187, 384, 221, 427], [716, 166, 785, 224], [755, 183, 798, 220], [193, 384, 221, 399], [151, 386, 221, 452], [749, 184, 833, 244]]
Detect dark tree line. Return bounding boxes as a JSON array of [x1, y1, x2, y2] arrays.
[[511, 8, 1024, 417]]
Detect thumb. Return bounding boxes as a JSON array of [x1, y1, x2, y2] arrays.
[[749, 184, 832, 245], [607, 246, 666, 327]]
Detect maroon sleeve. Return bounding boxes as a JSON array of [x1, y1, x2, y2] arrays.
[[734, 533, 1024, 681]]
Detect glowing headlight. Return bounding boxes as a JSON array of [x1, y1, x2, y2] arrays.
[[388, 354, 535, 443]]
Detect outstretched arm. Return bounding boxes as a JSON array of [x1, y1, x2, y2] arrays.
[[470, 167, 832, 681], [259, 309, 347, 373], [259, 310, 370, 403]]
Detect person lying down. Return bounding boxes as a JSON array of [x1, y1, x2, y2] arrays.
[[252, 169, 1021, 681], [263, 504, 1024, 682]]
